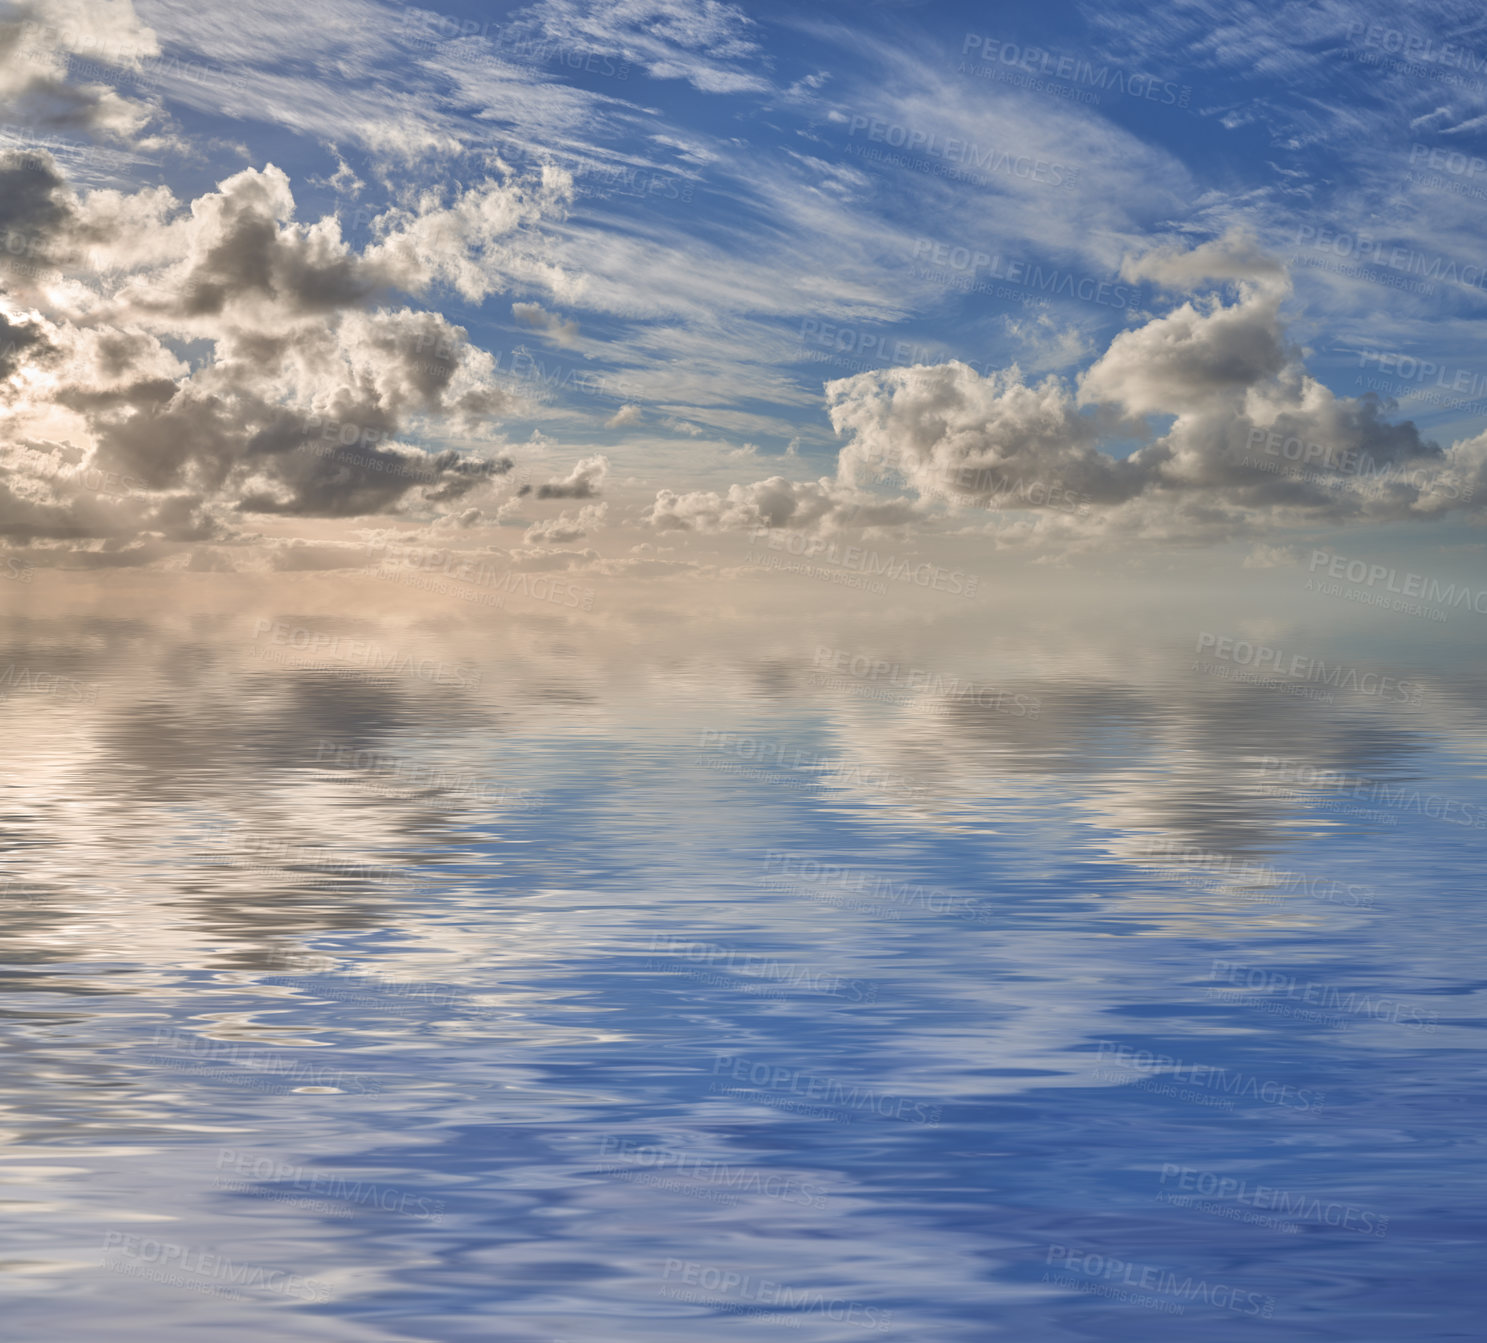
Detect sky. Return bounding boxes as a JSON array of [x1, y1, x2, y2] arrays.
[[3, 0, 1487, 579]]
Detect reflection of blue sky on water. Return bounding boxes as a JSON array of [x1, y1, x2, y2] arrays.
[[0, 584, 1483, 1339]]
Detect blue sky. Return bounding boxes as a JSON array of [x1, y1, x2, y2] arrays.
[[4, 0, 1487, 565]]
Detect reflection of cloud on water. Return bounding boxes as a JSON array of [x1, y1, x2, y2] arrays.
[[1, 580, 1478, 966]]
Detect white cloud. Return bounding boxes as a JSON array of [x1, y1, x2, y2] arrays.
[[643, 237, 1483, 546], [512, 299, 580, 346], [523, 499, 606, 544], [519, 0, 770, 94], [1241, 542, 1299, 568], [530, 452, 608, 498]]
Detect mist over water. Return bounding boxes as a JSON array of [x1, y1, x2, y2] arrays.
[[1, 574, 1481, 1340]]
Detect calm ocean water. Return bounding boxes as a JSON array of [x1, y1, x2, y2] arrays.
[[1, 595, 1482, 1340]]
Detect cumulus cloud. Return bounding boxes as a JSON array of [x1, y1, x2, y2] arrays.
[[362, 161, 577, 303], [605, 402, 642, 428], [828, 362, 1132, 507], [642, 474, 898, 533], [523, 500, 607, 545], [531, 453, 608, 499], [0, 148, 570, 546], [642, 236, 1480, 545], [1077, 288, 1292, 418]]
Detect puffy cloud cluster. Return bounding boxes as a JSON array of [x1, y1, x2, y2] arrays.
[[644, 473, 883, 533], [647, 234, 1480, 545], [524, 500, 607, 545], [0, 148, 575, 551], [529, 453, 608, 499], [828, 362, 1132, 507], [365, 164, 577, 304]]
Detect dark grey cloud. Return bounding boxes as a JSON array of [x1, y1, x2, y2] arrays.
[[0, 308, 52, 380]]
